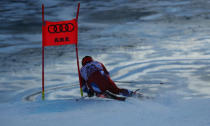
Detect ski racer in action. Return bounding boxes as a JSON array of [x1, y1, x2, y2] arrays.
[[80, 56, 134, 97]]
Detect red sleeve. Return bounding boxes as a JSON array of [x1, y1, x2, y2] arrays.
[[100, 63, 109, 75]]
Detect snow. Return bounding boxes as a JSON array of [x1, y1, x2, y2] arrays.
[[1, 96, 210, 126]]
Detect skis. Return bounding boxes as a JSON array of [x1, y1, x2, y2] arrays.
[[96, 90, 126, 101], [77, 89, 144, 101], [132, 89, 144, 98], [76, 91, 126, 101], [96, 89, 144, 101]]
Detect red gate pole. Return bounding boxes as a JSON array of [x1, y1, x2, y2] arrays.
[[42, 4, 45, 100], [75, 3, 83, 97], [75, 44, 83, 97], [76, 3, 80, 22]]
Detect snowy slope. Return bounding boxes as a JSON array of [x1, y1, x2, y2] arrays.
[[1, 96, 210, 126], [0, 0, 210, 126]]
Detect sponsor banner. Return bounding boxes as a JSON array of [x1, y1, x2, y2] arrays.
[[43, 19, 78, 46]]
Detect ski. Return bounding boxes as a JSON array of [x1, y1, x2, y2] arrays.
[[97, 90, 126, 101], [132, 89, 144, 98], [76, 89, 144, 101]]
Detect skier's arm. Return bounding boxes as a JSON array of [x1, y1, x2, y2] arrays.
[[101, 63, 110, 75], [81, 76, 95, 97], [81, 77, 88, 93]]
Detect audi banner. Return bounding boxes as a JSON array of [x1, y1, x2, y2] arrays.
[[42, 19, 78, 46]]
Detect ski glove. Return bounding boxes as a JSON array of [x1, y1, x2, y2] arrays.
[[88, 90, 94, 97]]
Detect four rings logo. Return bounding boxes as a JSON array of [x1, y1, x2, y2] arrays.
[[48, 23, 75, 33]]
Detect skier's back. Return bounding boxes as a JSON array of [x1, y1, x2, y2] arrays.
[[80, 56, 133, 97]]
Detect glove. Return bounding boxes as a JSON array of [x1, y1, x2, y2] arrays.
[[88, 90, 94, 97]]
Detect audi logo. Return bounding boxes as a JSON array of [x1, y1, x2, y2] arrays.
[[48, 23, 75, 33]]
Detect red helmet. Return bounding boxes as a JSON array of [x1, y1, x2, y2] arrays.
[[82, 56, 93, 66]]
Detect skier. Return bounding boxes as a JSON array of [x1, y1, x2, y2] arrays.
[[80, 56, 134, 97]]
